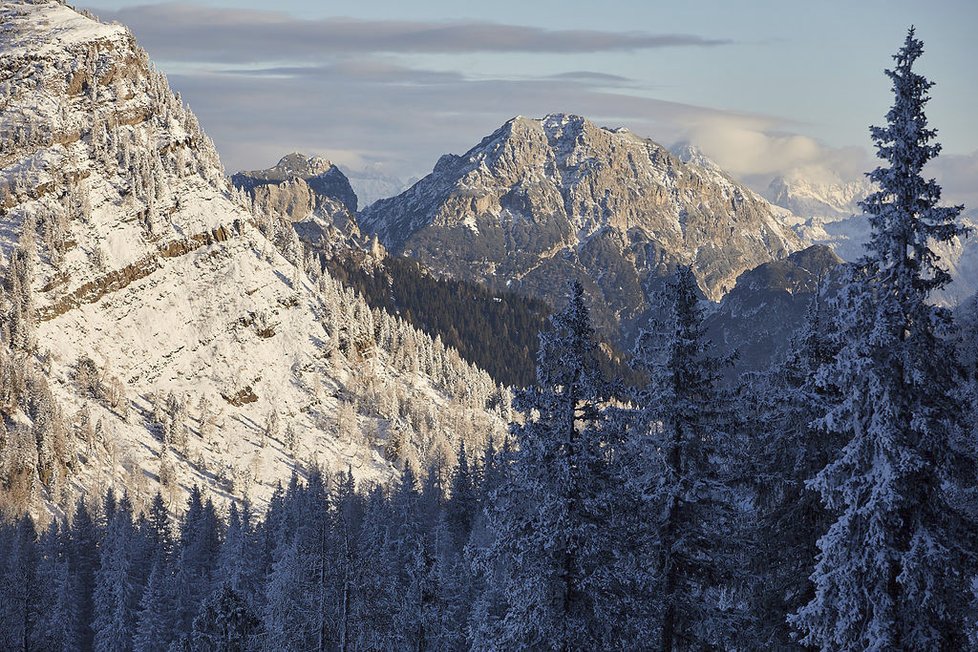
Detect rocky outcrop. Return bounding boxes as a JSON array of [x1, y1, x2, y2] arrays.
[[232, 153, 359, 216], [232, 153, 375, 262], [360, 114, 802, 344], [704, 244, 844, 374]]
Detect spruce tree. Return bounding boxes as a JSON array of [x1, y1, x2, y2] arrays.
[[0, 516, 39, 652], [133, 559, 174, 652], [93, 495, 137, 652], [191, 582, 259, 652], [474, 281, 612, 650], [37, 522, 77, 652], [68, 498, 100, 649], [630, 265, 745, 651], [330, 468, 361, 652], [747, 285, 839, 648], [791, 28, 977, 650]]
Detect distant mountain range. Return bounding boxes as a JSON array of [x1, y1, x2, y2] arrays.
[[763, 172, 977, 304]]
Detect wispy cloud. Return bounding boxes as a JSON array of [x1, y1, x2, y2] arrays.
[[96, 3, 731, 62], [165, 62, 744, 175]]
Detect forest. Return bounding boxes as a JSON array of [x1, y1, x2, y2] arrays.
[[0, 25, 977, 652]]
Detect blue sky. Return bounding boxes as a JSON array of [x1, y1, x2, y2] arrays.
[[81, 0, 978, 199]]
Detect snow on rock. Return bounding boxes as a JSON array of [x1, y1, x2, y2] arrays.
[[360, 114, 803, 345], [0, 0, 507, 517]]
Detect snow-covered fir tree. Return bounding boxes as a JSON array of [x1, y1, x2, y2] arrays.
[[93, 494, 137, 652], [473, 281, 615, 650], [627, 265, 747, 651], [790, 28, 978, 650]]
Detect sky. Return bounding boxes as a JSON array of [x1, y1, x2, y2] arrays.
[[81, 0, 978, 202]]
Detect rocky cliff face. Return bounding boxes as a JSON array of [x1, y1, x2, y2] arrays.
[[232, 153, 378, 263], [0, 1, 505, 515], [360, 114, 802, 344], [232, 152, 359, 217]]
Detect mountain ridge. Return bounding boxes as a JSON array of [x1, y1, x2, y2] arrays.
[[360, 113, 803, 344], [0, 0, 507, 517]]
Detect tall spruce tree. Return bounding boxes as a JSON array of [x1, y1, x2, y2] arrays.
[[93, 495, 137, 652], [473, 281, 612, 650], [133, 558, 174, 652], [630, 265, 745, 651], [68, 498, 100, 649], [790, 28, 977, 650]]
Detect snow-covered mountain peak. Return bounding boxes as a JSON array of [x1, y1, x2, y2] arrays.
[[670, 142, 725, 175], [765, 172, 872, 222], [272, 152, 335, 178], [0, 0, 507, 516]]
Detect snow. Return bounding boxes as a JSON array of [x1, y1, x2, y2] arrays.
[[0, 2, 126, 57], [0, 0, 507, 514]]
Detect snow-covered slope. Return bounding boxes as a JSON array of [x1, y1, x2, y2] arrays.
[[360, 114, 802, 344], [0, 1, 507, 518], [764, 173, 871, 224]]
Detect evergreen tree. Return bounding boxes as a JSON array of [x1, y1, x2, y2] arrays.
[[68, 498, 100, 649], [191, 583, 259, 652], [173, 487, 222, 637], [36, 522, 78, 652], [447, 439, 477, 548], [630, 265, 745, 650], [145, 491, 173, 563], [329, 468, 361, 652], [474, 281, 612, 650], [133, 559, 174, 652], [350, 487, 398, 650], [791, 28, 977, 650], [93, 495, 137, 652], [0, 515, 39, 652]]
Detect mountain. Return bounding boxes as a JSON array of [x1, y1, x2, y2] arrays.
[[232, 152, 359, 216], [0, 1, 507, 516], [765, 173, 871, 222], [359, 114, 802, 344], [232, 153, 377, 261], [705, 245, 843, 374]]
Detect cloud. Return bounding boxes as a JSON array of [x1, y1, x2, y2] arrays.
[[680, 114, 874, 192], [93, 1, 978, 212], [928, 150, 978, 209], [166, 61, 738, 177], [544, 71, 634, 84], [684, 113, 978, 214], [95, 3, 731, 62]]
